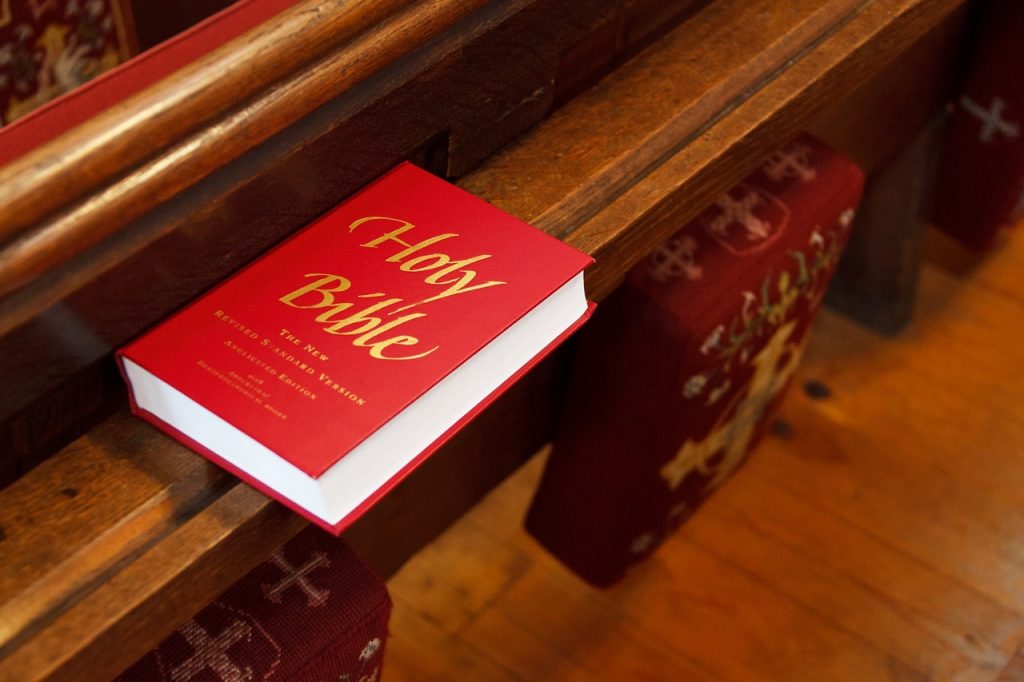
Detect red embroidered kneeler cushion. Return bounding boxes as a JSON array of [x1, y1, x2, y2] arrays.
[[117, 527, 391, 681], [931, 0, 1024, 251], [0, 0, 134, 127], [525, 133, 864, 587]]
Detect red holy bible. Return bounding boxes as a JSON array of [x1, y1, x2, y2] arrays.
[[118, 162, 593, 533]]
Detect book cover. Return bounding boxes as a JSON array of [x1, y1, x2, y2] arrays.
[[119, 162, 593, 533]]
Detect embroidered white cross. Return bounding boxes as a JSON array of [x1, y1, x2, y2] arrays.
[[649, 235, 702, 282], [763, 143, 817, 183], [960, 95, 1020, 143], [709, 190, 770, 242], [171, 619, 253, 682], [261, 550, 331, 607]]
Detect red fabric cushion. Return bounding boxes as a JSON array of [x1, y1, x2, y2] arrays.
[[931, 0, 1024, 251], [0, 0, 298, 167], [117, 526, 391, 681], [525, 133, 864, 587]]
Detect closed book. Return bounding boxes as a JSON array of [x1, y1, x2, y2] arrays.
[[526, 133, 863, 586], [116, 526, 392, 681], [118, 162, 593, 533]]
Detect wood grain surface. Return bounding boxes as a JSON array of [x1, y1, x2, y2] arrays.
[[0, 0, 701, 477], [0, 352, 566, 681], [0, 0, 971, 679], [385, 226, 1024, 681], [0, 0, 488, 297], [0, 0, 412, 241], [559, 0, 966, 300], [825, 121, 938, 333], [0, 0, 707, 317]]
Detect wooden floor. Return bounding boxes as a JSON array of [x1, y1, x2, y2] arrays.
[[384, 227, 1024, 681]]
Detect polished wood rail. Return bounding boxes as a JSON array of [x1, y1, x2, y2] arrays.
[[0, 0, 968, 679], [559, 0, 964, 299], [0, 0, 485, 297], [0, 0, 707, 478]]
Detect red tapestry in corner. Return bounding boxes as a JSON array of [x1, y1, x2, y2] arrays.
[[525, 133, 864, 587], [932, 0, 1024, 251], [0, 0, 134, 125]]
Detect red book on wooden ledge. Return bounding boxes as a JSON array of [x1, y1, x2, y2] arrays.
[[118, 162, 593, 533]]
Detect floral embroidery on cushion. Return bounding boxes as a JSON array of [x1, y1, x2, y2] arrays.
[[665, 225, 847, 492], [661, 319, 805, 492], [685, 226, 845, 400], [359, 638, 381, 662], [339, 638, 384, 682]]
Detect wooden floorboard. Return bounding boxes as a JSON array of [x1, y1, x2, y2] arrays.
[[385, 228, 1024, 681]]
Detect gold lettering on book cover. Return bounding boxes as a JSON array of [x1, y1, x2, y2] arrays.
[[279, 216, 509, 360], [207, 309, 368, 418]]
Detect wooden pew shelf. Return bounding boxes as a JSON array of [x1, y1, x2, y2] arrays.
[[0, 0, 967, 678]]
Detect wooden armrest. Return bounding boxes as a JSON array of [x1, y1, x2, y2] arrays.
[[0, 0, 966, 678]]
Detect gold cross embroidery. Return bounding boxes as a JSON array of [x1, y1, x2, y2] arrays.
[[661, 320, 804, 492]]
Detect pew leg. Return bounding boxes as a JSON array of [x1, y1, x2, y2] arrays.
[[825, 120, 943, 335]]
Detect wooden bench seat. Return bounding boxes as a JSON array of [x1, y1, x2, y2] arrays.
[[0, 0, 967, 678]]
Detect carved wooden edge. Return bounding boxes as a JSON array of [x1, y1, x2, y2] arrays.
[[0, 356, 563, 681], [0, 0, 490, 298], [8, 486, 306, 681], [0, 0, 409, 234], [459, 0, 868, 236], [0, 0, 536, 341], [0, 0, 967, 679], [4, 0, 852, 336], [566, 0, 967, 300]]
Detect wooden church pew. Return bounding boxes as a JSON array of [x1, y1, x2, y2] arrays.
[[0, 0, 968, 678]]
